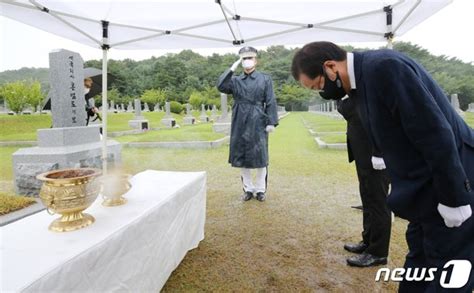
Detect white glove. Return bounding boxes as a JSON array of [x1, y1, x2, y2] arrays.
[[230, 58, 242, 71], [371, 156, 386, 170], [265, 125, 275, 133], [437, 203, 472, 228]]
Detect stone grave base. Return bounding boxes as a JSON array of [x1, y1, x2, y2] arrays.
[[161, 118, 176, 128], [36, 125, 102, 147], [183, 117, 195, 125], [129, 119, 149, 131], [212, 122, 231, 135]]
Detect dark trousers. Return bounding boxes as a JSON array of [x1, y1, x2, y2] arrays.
[[399, 208, 474, 292], [356, 166, 391, 257]]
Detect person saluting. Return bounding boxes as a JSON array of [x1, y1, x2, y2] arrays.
[[217, 46, 279, 202]]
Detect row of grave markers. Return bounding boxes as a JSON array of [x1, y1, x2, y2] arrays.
[[308, 101, 338, 113], [107, 100, 220, 114]]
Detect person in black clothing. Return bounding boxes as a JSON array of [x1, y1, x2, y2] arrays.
[[337, 96, 392, 267], [216, 46, 279, 202], [84, 77, 100, 125], [292, 41, 474, 291]]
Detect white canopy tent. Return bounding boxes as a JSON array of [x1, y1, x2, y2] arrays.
[[0, 0, 452, 173]]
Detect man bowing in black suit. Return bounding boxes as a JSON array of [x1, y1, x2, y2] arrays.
[[292, 42, 473, 292], [337, 96, 392, 268]]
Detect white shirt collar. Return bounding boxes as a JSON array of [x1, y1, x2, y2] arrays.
[[347, 52, 356, 90]]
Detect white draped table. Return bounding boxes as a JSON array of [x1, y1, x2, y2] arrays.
[[1, 170, 206, 292]]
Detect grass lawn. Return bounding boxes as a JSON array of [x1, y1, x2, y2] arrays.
[[301, 112, 347, 132], [0, 111, 221, 140], [115, 123, 225, 143], [465, 111, 474, 127], [0, 114, 52, 141], [321, 134, 347, 144]]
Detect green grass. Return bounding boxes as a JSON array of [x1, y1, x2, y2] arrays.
[[0, 192, 36, 215], [321, 134, 346, 144], [0, 111, 466, 141], [101, 112, 175, 132], [301, 112, 347, 132], [115, 123, 225, 143], [0, 111, 221, 140], [465, 112, 474, 127], [0, 114, 52, 141]]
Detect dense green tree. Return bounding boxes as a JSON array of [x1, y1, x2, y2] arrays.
[[189, 91, 205, 109], [278, 84, 315, 111], [94, 87, 123, 108], [153, 56, 187, 92], [0, 68, 49, 94], [201, 86, 220, 107], [26, 80, 44, 112], [169, 101, 183, 114], [0, 81, 30, 113], [140, 89, 166, 108]]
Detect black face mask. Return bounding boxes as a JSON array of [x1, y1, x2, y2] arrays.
[[319, 68, 346, 100]]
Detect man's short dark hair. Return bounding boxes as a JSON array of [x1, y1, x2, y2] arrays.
[[291, 41, 347, 80]]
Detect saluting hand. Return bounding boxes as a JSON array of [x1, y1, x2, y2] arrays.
[[230, 57, 242, 71]]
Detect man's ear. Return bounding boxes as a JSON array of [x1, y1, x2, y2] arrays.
[[323, 60, 337, 72]]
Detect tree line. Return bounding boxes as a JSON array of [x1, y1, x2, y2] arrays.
[[1, 42, 473, 113]]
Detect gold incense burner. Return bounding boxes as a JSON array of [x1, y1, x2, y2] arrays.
[[37, 168, 102, 232]]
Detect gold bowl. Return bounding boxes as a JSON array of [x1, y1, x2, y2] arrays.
[[101, 173, 132, 207], [37, 168, 102, 232]]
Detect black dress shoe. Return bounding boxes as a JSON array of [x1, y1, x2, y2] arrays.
[[346, 252, 387, 267], [242, 191, 253, 201], [344, 242, 368, 254], [256, 192, 266, 202]]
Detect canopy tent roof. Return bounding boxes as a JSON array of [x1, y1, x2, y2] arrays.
[[1, 0, 451, 50]]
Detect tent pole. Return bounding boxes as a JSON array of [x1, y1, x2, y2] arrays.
[[101, 48, 108, 175], [101, 20, 110, 176], [384, 5, 394, 50], [215, 0, 242, 45]]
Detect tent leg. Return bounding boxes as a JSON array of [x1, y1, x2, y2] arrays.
[[101, 48, 108, 175]]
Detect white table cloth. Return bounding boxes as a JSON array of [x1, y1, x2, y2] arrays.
[[1, 170, 206, 292]]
